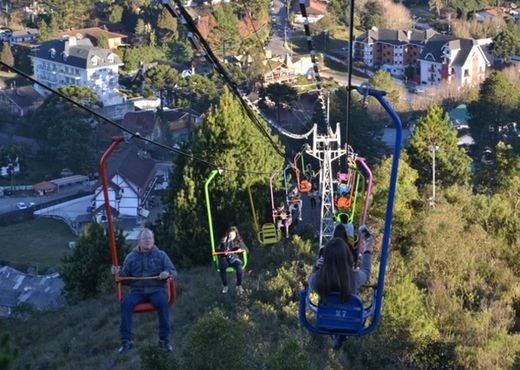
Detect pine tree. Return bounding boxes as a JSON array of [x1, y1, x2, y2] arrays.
[[370, 152, 419, 241], [468, 71, 520, 152], [0, 41, 14, 69], [157, 7, 178, 44], [407, 105, 472, 187], [155, 88, 284, 266]]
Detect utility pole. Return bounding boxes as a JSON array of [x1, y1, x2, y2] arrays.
[[430, 144, 438, 206]]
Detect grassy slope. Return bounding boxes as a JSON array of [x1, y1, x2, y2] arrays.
[[0, 237, 367, 370], [0, 218, 75, 269]]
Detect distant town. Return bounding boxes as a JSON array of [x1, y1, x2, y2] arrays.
[[0, 0, 519, 317]]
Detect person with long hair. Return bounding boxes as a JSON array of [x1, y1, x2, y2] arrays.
[[217, 226, 248, 295], [308, 228, 373, 349], [333, 223, 357, 264], [309, 230, 373, 303]]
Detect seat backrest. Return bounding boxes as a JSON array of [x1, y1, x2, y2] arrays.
[[259, 223, 280, 244], [315, 293, 364, 333]]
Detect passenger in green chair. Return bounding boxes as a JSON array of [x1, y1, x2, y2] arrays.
[[217, 226, 248, 295]]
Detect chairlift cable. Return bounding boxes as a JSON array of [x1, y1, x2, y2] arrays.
[[298, 0, 327, 127], [345, 0, 356, 146], [163, 1, 322, 143], [163, 0, 286, 159], [0, 61, 273, 176]]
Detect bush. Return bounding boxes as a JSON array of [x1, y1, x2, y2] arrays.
[[180, 308, 254, 370], [61, 222, 126, 299], [266, 339, 311, 370], [140, 345, 177, 370]]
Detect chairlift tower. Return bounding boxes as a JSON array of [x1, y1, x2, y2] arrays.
[[305, 122, 347, 248]]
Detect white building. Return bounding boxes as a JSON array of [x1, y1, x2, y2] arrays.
[[31, 36, 124, 106], [418, 35, 489, 87], [92, 145, 157, 222]]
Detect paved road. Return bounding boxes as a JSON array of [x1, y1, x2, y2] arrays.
[[266, 0, 291, 56], [0, 184, 92, 214]]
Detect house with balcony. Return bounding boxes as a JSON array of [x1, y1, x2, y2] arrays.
[[353, 27, 438, 77], [0, 28, 39, 45], [418, 34, 490, 87], [92, 144, 158, 223], [31, 36, 124, 106], [262, 53, 314, 86]]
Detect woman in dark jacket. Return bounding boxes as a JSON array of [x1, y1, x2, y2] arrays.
[[217, 226, 248, 295]]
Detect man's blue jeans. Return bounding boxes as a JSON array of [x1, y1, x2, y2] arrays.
[[120, 291, 170, 341]]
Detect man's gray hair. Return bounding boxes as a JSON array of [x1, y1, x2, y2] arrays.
[[139, 228, 154, 239]]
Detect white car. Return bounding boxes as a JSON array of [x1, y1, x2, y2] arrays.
[[16, 202, 27, 210]]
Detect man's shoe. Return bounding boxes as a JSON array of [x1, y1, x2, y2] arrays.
[[222, 286, 229, 294], [118, 340, 132, 354], [236, 285, 244, 295], [159, 339, 173, 352]]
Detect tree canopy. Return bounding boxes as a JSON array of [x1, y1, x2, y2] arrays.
[[32, 85, 100, 173], [155, 88, 284, 266], [407, 105, 472, 187], [61, 222, 126, 299], [468, 71, 520, 153]]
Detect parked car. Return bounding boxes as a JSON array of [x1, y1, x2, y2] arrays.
[[409, 85, 425, 94], [16, 202, 27, 210], [28, 202, 35, 207]]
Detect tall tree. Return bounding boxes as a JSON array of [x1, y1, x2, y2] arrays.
[[32, 85, 100, 173], [360, 0, 384, 29], [155, 88, 284, 266], [492, 29, 520, 62], [212, 3, 241, 58], [144, 64, 183, 110], [468, 71, 520, 152], [39, 0, 92, 29], [0, 41, 14, 70], [370, 152, 419, 241], [369, 69, 400, 105], [407, 105, 472, 187], [157, 7, 178, 44], [328, 87, 385, 163], [108, 3, 124, 23]]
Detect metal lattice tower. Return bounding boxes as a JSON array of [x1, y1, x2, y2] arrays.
[[306, 123, 347, 248]]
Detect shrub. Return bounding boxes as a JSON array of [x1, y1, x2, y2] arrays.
[[180, 308, 254, 370]]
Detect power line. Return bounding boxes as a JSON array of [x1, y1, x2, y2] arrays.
[[0, 61, 274, 176]]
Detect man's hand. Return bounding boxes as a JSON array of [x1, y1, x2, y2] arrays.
[[111, 265, 120, 275], [159, 271, 170, 280]]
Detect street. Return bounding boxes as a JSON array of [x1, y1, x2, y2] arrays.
[[0, 183, 93, 214], [266, 0, 290, 56]]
